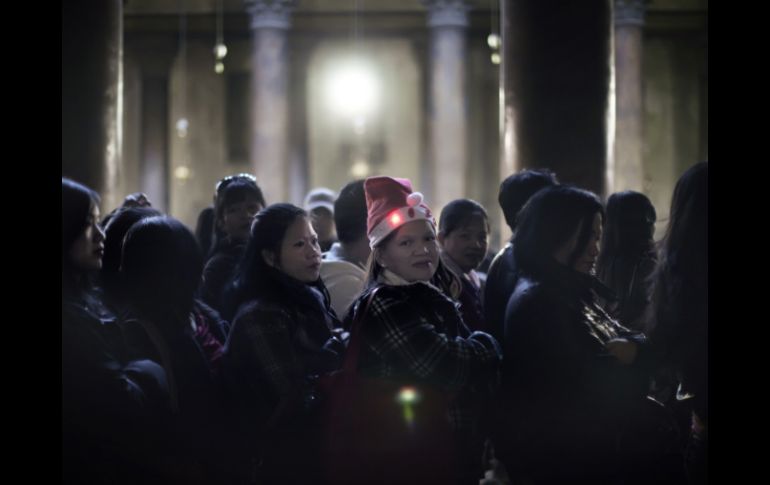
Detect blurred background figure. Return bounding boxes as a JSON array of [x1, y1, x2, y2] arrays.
[[304, 187, 338, 252], [596, 190, 658, 330], [646, 161, 708, 485], [321, 180, 370, 319]]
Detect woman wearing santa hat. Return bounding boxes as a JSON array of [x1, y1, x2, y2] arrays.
[[339, 176, 501, 484]]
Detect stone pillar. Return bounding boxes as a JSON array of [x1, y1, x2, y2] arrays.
[[288, 40, 311, 207], [501, 0, 611, 196], [500, 0, 516, 181], [613, 0, 646, 193], [141, 78, 169, 212], [62, 0, 122, 208], [423, 0, 470, 212], [246, 0, 296, 204]]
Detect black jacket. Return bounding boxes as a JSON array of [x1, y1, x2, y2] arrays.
[[200, 237, 246, 315], [483, 243, 517, 342], [498, 263, 653, 480]]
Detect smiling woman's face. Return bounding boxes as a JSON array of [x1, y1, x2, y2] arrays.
[[377, 220, 439, 282]]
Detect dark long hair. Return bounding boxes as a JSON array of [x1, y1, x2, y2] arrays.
[[62, 177, 100, 296], [646, 162, 708, 350], [596, 191, 656, 280], [227, 203, 331, 318], [513, 185, 604, 280], [120, 216, 203, 330], [100, 206, 162, 300]]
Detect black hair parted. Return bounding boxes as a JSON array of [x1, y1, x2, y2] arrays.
[[513, 185, 603, 278], [227, 203, 308, 312], [62, 177, 100, 263]]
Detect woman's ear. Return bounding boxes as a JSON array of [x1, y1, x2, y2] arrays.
[[374, 248, 387, 269], [262, 249, 277, 268]]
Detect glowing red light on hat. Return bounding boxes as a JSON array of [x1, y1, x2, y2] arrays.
[[389, 212, 402, 226]]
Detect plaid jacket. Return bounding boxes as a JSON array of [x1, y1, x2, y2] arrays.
[[351, 282, 501, 432], [223, 298, 341, 428]]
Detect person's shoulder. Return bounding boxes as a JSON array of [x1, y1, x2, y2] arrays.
[[508, 276, 548, 311], [488, 244, 515, 275], [233, 298, 291, 327], [320, 259, 366, 279]]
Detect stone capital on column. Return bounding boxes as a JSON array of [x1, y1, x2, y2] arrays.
[[422, 0, 470, 29], [245, 0, 297, 30], [614, 0, 646, 27]]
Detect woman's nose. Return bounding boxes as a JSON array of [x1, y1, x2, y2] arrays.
[[95, 224, 105, 243], [308, 243, 321, 257]]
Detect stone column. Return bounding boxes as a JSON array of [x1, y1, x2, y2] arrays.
[[500, 0, 517, 181], [141, 78, 169, 212], [423, 0, 470, 212], [246, 0, 296, 204], [501, 0, 611, 196], [62, 0, 122, 208], [613, 0, 646, 192]]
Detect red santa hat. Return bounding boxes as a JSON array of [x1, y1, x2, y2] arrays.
[[364, 176, 435, 248]]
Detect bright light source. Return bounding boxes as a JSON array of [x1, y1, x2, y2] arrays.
[[327, 60, 379, 117], [353, 115, 367, 135], [215, 61, 225, 74], [176, 118, 189, 138], [389, 213, 402, 226], [174, 166, 191, 181], [350, 159, 370, 178], [487, 33, 501, 49], [214, 43, 228, 60], [397, 386, 418, 404], [491, 53, 501, 65]]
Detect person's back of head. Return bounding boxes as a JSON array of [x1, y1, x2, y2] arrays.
[[333, 180, 367, 245], [600, 190, 656, 259], [101, 206, 163, 296], [513, 185, 603, 279], [121, 216, 203, 327], [663, 161, 708, 265], [498, 169, 558, 232]]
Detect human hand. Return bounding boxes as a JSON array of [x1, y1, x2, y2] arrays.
[[605, 338, 638, 365]]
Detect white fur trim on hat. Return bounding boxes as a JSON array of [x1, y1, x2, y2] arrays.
[[368, 203, 435, 248]]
